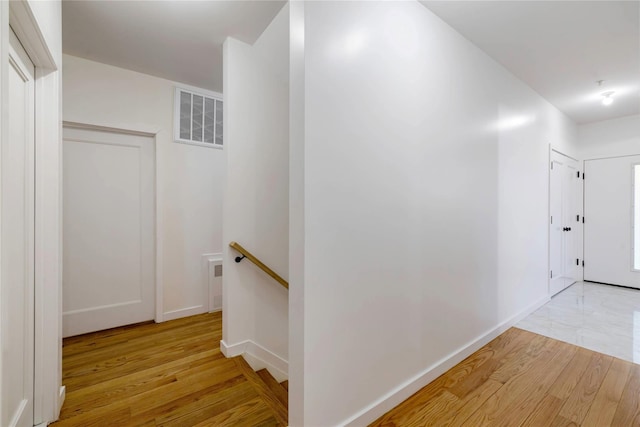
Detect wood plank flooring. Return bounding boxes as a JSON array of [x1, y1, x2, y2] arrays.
[[52, 312, 287, 427], [371, 327, 640, 426], [53, 314, 639, 426]]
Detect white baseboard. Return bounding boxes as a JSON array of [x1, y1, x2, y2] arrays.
[[342, 295, 550, 426], [163, 305, 207, 322], [220, 339, 288, 382], [35, 386, 66, 427], [58, 385, 66, 414], [8, 399, 27, 427]]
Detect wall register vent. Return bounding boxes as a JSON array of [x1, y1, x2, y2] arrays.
[[174, 87, 223, 148]]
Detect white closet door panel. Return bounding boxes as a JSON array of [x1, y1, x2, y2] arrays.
[[63, 127, 155, 337], [2, 30, 35, 427], [549, 151, 581, 296], [549, 157, 564, 295]]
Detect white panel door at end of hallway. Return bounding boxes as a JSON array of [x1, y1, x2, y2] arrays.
[[549, 151, 581, 296], [2, 30, 35, 427], [63, 126, 156, 337], [584, 155, 640, 289]]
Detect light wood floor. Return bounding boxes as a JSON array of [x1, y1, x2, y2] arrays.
[[52, 312, 287, 427], [52, 314, 640, 427], [371, 327, 640, 426]]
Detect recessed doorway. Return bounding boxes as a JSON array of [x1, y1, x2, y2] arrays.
[[62, 125, 156, 337]]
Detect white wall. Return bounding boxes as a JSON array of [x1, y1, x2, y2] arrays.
[[62, 55, 225, 320], [222, 4, 289, 380], [579, 114, 640, 159], [290, 2, 579, 425]]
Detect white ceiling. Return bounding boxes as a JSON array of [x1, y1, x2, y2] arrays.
[[62, 0, 286, 93], [421, 1, 640, 124], [63, 1, 638, 124]]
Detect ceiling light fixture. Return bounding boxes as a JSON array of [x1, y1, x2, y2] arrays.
[[601, 91, 615, 106], [596, 80, 615, 107]]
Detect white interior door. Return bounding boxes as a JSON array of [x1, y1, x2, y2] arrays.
[[2, 29, 35, 427], [63, 126, 155, 337], [562, 157, 581, 283], [550, 154, 564, 294], [549, 151, 581, 296], [584, 155, 640, 289]]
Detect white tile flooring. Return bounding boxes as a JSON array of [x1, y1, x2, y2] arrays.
[[516, 281, 640, 364]]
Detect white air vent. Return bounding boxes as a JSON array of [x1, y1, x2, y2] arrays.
[[208, 259, 223, 312], [202, 253, 223, 313], [174, 87, 223, 148]]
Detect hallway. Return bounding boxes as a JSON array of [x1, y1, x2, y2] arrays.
[[51, 311, 640, 426]]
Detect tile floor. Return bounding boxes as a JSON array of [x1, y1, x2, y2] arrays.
[[517, 281, 640, 364]]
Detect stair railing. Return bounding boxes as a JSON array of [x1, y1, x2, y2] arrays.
[[229, 241, 289, 289]]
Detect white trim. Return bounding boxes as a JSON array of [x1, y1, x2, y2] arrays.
[[8, 399, 28, 427], [0, 4, 8, 424], [582, 152, 640, 162], [548, 144, 552, 295], [57, 386, 65, 414], [220, 339, 246, 357], [34, 67, 62, 425], [155, 128, 164, 323], [220, 339, 289, 383], [219, 339, 260, 360], [63, 121, 155, 138], [550, 148, 578, 162], [63, 300, 142, 316], [632, 163, 640, 272], [341, 295, 550, 427], [163, 305, 207, 322], [174, 139, 224, 150], [8, 1, 57, 70], [175, 83, 222, 100]]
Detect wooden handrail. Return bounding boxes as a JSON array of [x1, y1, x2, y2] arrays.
[[229, 241, 289, 289]]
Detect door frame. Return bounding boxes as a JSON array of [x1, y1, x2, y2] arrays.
[[63, 121, 163, 324], [2, 1, 61, 425], [548, 147, 583, 296]]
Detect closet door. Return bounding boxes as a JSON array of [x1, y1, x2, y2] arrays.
[[63, 126, 156, 337], [2, 29, 35, 427], [549, 151, 581, 296]]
